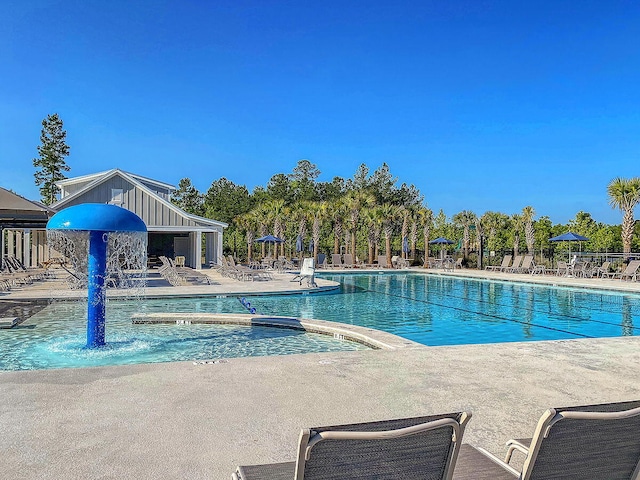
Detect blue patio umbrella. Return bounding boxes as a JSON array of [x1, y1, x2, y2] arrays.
[[429, 237, 455, 259], [295, 235, 303, 253], [256, 234, 284, 256], [549, 232, 590, 260], [308, 239, 314, 253], [549, 232, 590, 242], [256, 234, 284, 243], [402, 236, 409, 254]]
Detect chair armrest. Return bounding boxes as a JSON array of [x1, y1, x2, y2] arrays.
[[505, 438, 531, 464]]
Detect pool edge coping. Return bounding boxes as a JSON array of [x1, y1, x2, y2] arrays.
[[131, 312, 421, 351]]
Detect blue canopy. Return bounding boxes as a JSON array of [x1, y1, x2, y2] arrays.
[[429, 237, 454, 245], [549, 232, 589, 242], [47, 204, 146, 233], [256, 234, 284, 243]]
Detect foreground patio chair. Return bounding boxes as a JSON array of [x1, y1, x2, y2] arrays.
[[233, 411, 471, 480], [330, 254, 343, 268], [455, 400, 640, 480]]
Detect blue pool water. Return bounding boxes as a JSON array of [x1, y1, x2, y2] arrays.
[[248, 273, 640, 344], [0, 300, 368, 371], [1, 273, 638, 371]]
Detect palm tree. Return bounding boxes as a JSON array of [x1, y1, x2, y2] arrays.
[[511, 214, 523, 257], [409, 209, 419, 261], [482, 211, 509, 260], [452, 210, 477, 260], [306, 201, 328, 261], [266, 199, 286, 258], [474, 215, 485, 269], [418, 207, 433, 267], [344, 191, 375, 258], [522, 206, 536, 255], [607, 177, 640, 256], [379, 203, 399, 265], [290, 202, 310, 261], [329, 199, 347, 254], [399, 206, 409, 260], [252, 203, 271, 258], [235, 212, 257, 262], [363, 206, 383, 264]]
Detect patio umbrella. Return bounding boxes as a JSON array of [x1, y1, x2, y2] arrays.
[[402, 237, 409, 254], [549, 232, 589, 261], [256, 234, 284, 257], [308, 239, 314, 253], [295, 235, 303, 253], [429, 237, 455, 259]]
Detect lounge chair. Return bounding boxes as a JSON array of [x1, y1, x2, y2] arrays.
[[228, 256, 271, 281], [592, 261, 612, 278], [517, 255, 534, 273], [530, 261, 546, 275], [505, 255, 523, 273], [485, 255, 512, 272], [342, 253, 355, 268], [614, 260, 640, 282], [290, 257, 317, 287], [316, 253, 327, 269], [455, 400, 640, 480], [330, 254, 343, 269], [555, 260, 569, 276], [454, 257, 463, 269], [232, 411, 471, 480], [377, 255, 390, 268]]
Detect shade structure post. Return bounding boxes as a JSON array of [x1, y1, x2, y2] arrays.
[[87, 230, 107, 348]]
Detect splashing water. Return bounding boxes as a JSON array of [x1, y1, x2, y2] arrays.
[[47, 230, 148, 300]]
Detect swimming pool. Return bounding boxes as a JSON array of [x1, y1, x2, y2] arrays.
[[220, 273, 637, 345], [1, 272, 638, 371]]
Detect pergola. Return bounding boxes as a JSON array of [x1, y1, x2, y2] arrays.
[[0, 187, 54, 268]]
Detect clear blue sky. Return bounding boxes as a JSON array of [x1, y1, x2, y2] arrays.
[[1, 0, 639, 224]]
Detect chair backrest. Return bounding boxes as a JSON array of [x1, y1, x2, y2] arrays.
[[343, 254, 354, 266], [294, 412, 471, 480], [331, 254, 342, 266], [599, 261, 611, 271], [500, 255, 513, 267], [317, 253, 326, 266], [521, 255, 534, 269], [378, 255, 388, 267], [623, 260, 640, 274], [520, 400, 640, 480], [300, 258, 315, 276], [510, 255, 523, 268]]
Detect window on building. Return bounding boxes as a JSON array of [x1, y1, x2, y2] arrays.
[[110, 188, 124, 205]]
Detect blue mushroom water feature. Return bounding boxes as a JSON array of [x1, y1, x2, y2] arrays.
[[47, 204, 147, 349]]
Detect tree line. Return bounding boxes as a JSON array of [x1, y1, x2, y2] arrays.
[[171, 159, 640, 266]]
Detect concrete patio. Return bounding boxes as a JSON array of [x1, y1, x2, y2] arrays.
[[1, 266, 639, 479]]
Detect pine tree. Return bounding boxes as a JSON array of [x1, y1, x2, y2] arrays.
[[33, 113, 70, 205]]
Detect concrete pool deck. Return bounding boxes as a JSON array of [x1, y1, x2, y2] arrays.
[[1, 266, 640, 479]]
